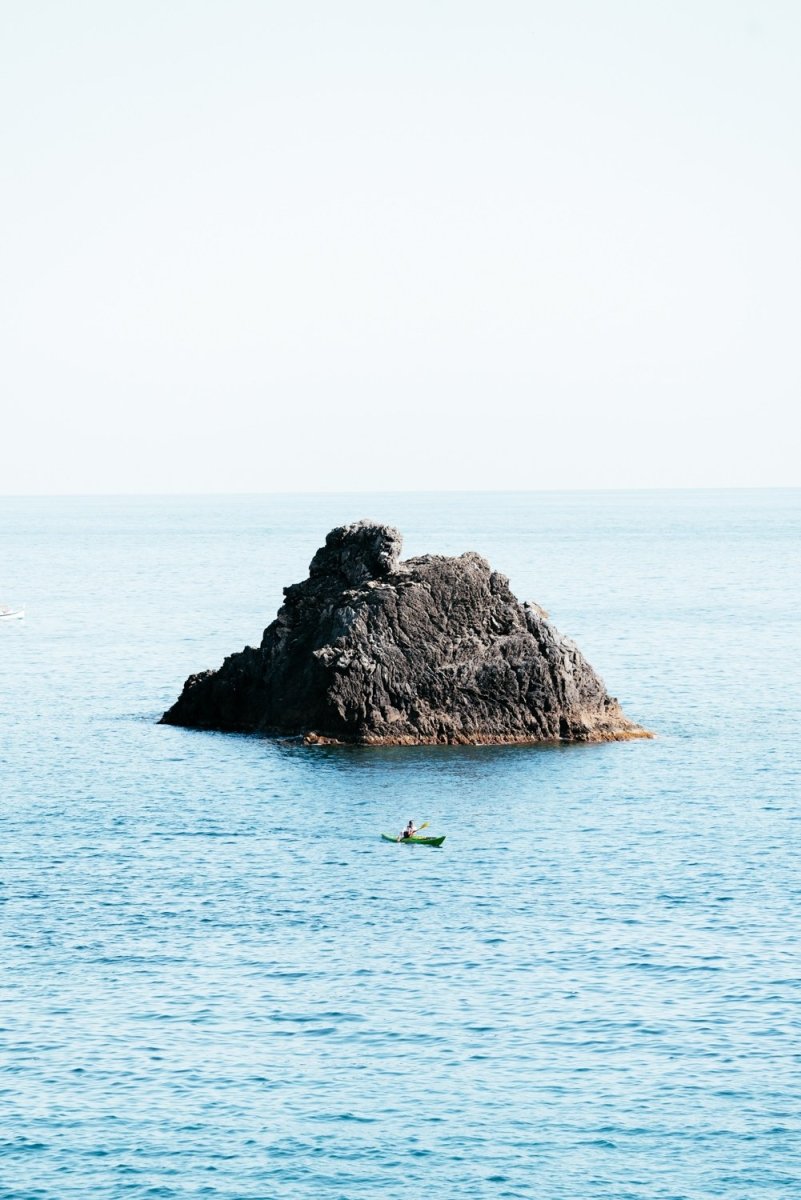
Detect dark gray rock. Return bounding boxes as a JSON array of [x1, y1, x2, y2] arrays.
[[160, 520, 650, 745]]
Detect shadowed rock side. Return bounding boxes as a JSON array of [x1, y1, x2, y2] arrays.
[[160, 520, 650, 745]]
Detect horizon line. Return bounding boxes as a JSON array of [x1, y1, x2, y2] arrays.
[[0, 484, 798, 500]]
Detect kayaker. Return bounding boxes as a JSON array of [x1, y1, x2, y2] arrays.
[[400, 820, 417, 840]]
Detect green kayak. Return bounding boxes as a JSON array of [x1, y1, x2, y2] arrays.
[[381, 833, 445, 847]]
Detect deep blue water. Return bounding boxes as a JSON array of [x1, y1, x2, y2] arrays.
[[1, 490, 800, 1199]]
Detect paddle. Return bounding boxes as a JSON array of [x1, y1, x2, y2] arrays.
[[397, 821, 429, 842]]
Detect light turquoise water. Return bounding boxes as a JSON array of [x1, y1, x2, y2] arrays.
[[1, 491, 800, 1198]]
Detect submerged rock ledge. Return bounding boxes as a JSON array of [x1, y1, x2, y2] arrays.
[[160, 521, 650, 746]]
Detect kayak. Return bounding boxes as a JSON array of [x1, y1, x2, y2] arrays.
[[381, 833, 445, 847]]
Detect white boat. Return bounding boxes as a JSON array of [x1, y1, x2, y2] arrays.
[[0, 606, 24, 620]]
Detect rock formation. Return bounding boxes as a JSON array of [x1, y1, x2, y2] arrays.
[[160, 520, 650, 745]]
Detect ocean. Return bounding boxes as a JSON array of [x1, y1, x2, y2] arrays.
[[1, 490, 799, 1199]]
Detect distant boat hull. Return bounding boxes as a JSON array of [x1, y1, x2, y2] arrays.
[[0, 608, 24, 620], [381, 833, 445, 847]]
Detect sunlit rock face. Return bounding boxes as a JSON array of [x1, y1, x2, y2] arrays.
[[160, 520, 650, 746]]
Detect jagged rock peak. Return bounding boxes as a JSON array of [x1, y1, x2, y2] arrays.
[[160, 521, 651, 746], [308, 520, 403, 585]]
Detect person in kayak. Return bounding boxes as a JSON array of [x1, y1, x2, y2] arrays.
[[400, 820, 417, 840]]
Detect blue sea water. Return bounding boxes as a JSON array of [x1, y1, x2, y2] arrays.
[[1, 490, 800, 1200]]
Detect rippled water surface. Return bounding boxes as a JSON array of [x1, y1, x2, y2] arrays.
[[1, 491, 800, 1199]]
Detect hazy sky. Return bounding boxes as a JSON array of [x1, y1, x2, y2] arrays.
[[2, 0, 799, 493]]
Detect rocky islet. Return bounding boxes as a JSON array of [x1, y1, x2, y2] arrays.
[[160, 520, 650, 745]]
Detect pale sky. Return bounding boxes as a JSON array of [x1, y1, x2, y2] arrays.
[[2, 0, 799, 493]]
